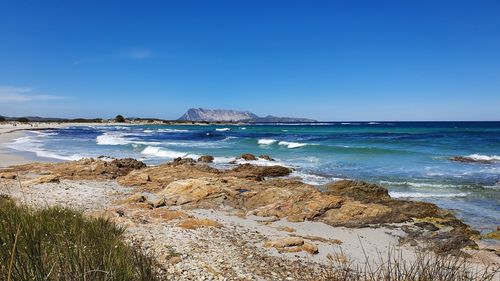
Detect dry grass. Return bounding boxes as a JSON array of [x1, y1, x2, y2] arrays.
[[297, 247, 499, 281]]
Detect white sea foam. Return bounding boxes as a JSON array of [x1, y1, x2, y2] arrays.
[[389, 192, 470, 198], [213, 156, 237, 164], [157, 128, 190, 133], [290, 171, 331, 185], [258, 139, 277, 145], [465, 154, 500, 162], [368, 122, 380, 125], [7, 135, 84, 161], [278, 141, 307, 148], [235, 158, 289, 167], [96, 133, 130, 145], [141, 146, 200, 159], [379, 181, 458, 189], [215, 128, 231, 132], [96, 133, 161, 146], [240, 127, 247, 130], [143, 129, 154, 133]]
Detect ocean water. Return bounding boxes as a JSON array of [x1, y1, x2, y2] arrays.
[[6, 122, 500, 233]]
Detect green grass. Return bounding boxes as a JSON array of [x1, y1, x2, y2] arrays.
[[0, 195, 162, 281]]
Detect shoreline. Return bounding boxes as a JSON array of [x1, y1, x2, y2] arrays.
[[0, 122, 116, 167], [0, 127, 36, 167]]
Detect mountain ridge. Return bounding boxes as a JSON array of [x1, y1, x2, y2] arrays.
[[178, 108, 316, 122]]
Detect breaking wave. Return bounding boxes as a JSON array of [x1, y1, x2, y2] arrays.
[[7, 135, 83, 161], [258, 139, 277, 145], [465, 154, 500, 162], [141, 146, 199, 159], [389, 192, 470, 198], [96, 133, 130, 145], [278, 141, 307, 149]]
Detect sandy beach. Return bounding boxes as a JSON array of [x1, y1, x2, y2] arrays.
[[0, 123, 64, 167], [0, 122, 120, 167]]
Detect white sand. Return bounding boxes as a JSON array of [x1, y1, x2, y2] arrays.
[[0, 122, 111, 167]]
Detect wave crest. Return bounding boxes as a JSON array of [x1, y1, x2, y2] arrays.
[[258, 139, 277, 145], [141, 146, 199, 159], [278, 141, 307, 148]]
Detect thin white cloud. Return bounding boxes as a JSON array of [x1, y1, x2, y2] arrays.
[[0, 86, 67, 103]]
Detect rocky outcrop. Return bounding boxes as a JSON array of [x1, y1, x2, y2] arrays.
[[1, 158, 146, 181], [326, 180, 390, 202], [1, 157, 481, 254]]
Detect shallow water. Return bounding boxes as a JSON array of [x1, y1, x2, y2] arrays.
[[6, 122, 500, 233]]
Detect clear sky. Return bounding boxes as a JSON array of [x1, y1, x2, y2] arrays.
[[0, 0, 499, 121]]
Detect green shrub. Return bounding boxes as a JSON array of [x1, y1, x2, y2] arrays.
[[0, 116, 6, 122], [115, 115, 126, 123], [0, 196, 162, 281], [15, 117, 29, 123]]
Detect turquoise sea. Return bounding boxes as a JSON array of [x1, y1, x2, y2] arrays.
[[6, 122, 500, 233]]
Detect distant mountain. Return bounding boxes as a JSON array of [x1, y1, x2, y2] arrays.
[[178, 108, 258, 122], [0, 115, 65, 122], [178, 108, 316, 123]]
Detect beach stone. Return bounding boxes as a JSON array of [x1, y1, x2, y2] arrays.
[[173, 157, 196, 165], [0, 173, 17, 179], [264, 237, 304, 249], [258, 155, 274, 161], [302, 242, 319, 254], [198, 155, 215, 163], [229, 164, 292, 180], [239, 153, 257, 161]]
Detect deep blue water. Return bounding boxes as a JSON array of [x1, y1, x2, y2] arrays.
[[6, 122, 500, 233]]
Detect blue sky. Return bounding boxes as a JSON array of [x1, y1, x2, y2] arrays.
[[0, 0, 499, 121]]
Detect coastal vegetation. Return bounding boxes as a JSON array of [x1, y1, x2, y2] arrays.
[[14, 117, 29, 123], [0, 195, 161, 281], [115, 114, 126, 123]]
